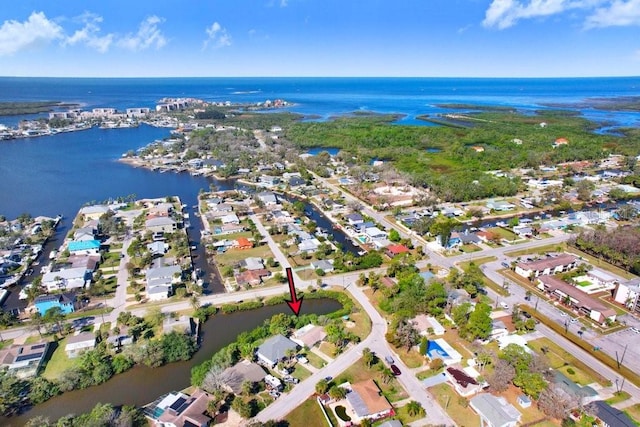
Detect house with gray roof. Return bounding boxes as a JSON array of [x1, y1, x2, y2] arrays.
[[587, 401, 636, 427], [470, 394, 521, 427], [146, 264, 182, 301], [145, 217, 177, 233], [311, 259, 334, 273], [256, 334, 299, 367], [65, 332, 96, 358]]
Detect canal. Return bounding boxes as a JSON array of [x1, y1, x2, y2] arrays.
[[1, 298, 342, 425]]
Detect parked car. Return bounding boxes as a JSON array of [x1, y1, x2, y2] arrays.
[[385, 356, 395, 365], [501, 262, 510, 268], [390, 364, 401, 376], [499, 301, 509, 309], [631, 327, 640, 334]]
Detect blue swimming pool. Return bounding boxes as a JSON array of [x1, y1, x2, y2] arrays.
[[426, 340, 450, 359]]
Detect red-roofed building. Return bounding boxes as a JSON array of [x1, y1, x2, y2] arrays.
[[553, 137, 569, 148], [235, 269, 270, 286], [385, 244, 410, 258], [235, 237, 253, 250]]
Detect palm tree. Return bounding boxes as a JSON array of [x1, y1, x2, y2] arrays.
[[30, 312, 45, 337], [381, 367, 394, 384], [406, 400, 425, 417], [189, 295, 200, 312]]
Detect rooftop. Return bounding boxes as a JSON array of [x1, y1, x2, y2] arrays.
[[347, 379, 393, 418], [516, 254, 577, 272]]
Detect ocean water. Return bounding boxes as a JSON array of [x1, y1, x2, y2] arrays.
[[1, 76, 640, 126]]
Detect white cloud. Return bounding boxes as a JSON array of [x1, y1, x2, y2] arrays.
[[0, 11, 64, 55], [118, 16, 167, 51], [482, 0, 611, 29], [204, 22, 232, 49], [585, 0, 640, 28], [64, 12, 113, 53]]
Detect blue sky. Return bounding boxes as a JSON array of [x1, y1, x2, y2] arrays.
[[1, 0, 639, 77]]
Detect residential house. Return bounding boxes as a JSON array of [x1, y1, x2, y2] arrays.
[[345, 379, 394, 422], [235, 237, 253, 250], [476, 230, 498, 243], [437, 232, 461, 249], [148, 202, 174, 217], [68, 239, 101, 256], [441, 206, 465, 217], [385, 244, 410, 258], [0, 341, 50, 378], [298, 238, 321, 253], [587, 269, 619, 287], [73, 226, 96, 241], [365, 227, 387, 241], [145, 217, 177, 234], [147, 241, 167, 257], [489, 320, 509, 341], [211, 203, 233, 213], [512, 225, 533, 238], [257, 192, 278, 206], [65, 332, 96, 358], [553, 137, 569, 148], [586, 401, 636, 427], [470, 394, 521, 427], [576, 211, 610, 225], [221, 361, 267, 394], [240, 257, 264, 271], [259, 175, 280, 187], [486, 200, 516, 211], [272, 210, 294, 224], [265, 374, 283, 391], [235, 269, 270, 287], [552, 371, 598, 401], [67, 254, 100, 271], [202, 159, 225, 171], [143, 389, 213, 427], [215, 223, 245, 235], [79, 205, 110, 221], [346, 213, 364, 226], [34, 293, 76, 315], [291, 324, 327, 348], [220, 214, 240, 225], [515, 254, 578, 279], [42, 267, 92, 292], [537, 275, 617, 324], [458, 232, 481, 245], [311, 259, 334, 273], [445, 367, 480, 397], [288, 176, 306, 187], [146, 264, 182, 301], [411, 314, 445, 336], [256, 334, 299, 367]]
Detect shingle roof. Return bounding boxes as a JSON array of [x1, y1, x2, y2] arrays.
[[587, 401, 636, 427], [257, 334, 298, 363], [470, 394, 520, 427], [347, 380, 392, 418]]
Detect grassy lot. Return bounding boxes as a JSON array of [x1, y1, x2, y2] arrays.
[[0, 339, 14, 350], [387, 402, 426, 425], [488, 227, 518, 241], [624, 404, 640, 425], [297, 268, 320, 281], [292, 363, 313, 381], [460, 243, 482, 253], [345, 307, 372, 341], [319, 342, 339, 358], [285, 398, 336, 427], [335, 357, 408, 403], [42, 340, 77, 380], [499, 385, 549, 425], [442, 329, 475, 361], [428, 383, 479, 427], [392, 344, 425, 369], [606, 391, 631, 405], [459, 256, 497, 267], [304, 350, 327, 369], [565, 246, 636, 280], [505, 244, 563, 258], [526, 338, 608, 387]]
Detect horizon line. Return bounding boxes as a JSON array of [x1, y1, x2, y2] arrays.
[[1, 75, 639, 80]]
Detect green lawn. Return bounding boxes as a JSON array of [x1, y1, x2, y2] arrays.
[[577, 281, 592, 287], [488, 227, 518, 241], [214, 244, 275, 267], [385, 403, 425, 425], [335, 357, 408, 403], [304, 351, 327, 369], [428, 383, 479, 427], [624, 404, 640, 425], [285, 398, 335, 427], [292, 363, 313, 381], [460, 243, 482, 253], [42, 339, 78, 380], [606, 391, 631, 405]]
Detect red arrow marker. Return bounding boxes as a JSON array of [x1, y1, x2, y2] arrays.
[[285, 267, 303, 316]]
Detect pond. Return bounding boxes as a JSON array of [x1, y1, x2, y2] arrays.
[[1, 298, 342, 425]]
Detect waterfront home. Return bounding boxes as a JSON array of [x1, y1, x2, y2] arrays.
[[147, 241, 168, 256], [146, 264, 182, 301], [34, 293, 76, 315], [145, 217, 177, 234], [202, 159, 225, 171], [256, 192, 278, 206], [512, 225, 533, 238], [291, 324, 327, 348], [272, 210, 294, 224], [441, 206, 465, 217], [0, 341, 50, 378], [515, 254, 578, 279], [256, 334, 299, 367], [148, 202, 174, 217], [68, 239, 101, 256], [346, 213, 364, 226], [42, 267, 92, 291], [107, 330, 134, 350], [162, 315, 194, 335], [486, 200, 516, 212], [576, 210, 610, 225], [79, 205, 110, 221], [65, 332, 96, 358], [470, 394, 521, 427], [345, 379, 394, 422], [536, 275, 616, 324], [221, 361, 267, 394], [143, 389, 213, 427], [311, 259, 334, 273], [220, 213, 240, 225], [365, 226, 387, 240], [288, 175, 306, 187], [73, 226, 97, 241], [259, 175, 280, 187], [214, 223, 245, 235], [234, 237, 253, 250]]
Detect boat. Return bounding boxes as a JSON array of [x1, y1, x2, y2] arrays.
[[49, 250, 58, 260]]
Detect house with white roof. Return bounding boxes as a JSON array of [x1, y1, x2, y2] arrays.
[[145, 217, 177, 233], [365, 227, 387, 240], [220, 214, 240, 225], [65, 332, 96, 358], [42, 267, 92, 292], [146, 264, 182, 301], [79, 205, 110, 221], [470, 394, 521, 427]]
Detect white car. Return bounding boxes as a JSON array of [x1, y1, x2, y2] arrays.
[[559, 311, 568, 317], [499, 302, 509, 309], [631, 327, 640, 334]]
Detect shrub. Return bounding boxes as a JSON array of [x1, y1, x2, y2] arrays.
[[566, 367, 575, 375], [334, 405, 351, 421]]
